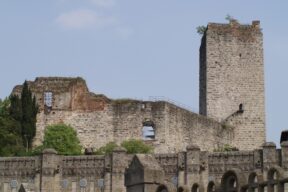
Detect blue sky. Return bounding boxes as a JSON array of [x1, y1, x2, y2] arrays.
[[0, 1, 288, 146]]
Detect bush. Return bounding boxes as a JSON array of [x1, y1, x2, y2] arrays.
[[94, 142, 118, 155], [94, 139, 153, 155], [42, 124, 82, 155], [121, 139, 153, 154]]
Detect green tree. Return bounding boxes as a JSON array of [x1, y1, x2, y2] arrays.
[[225, 14, 236, 22], [121, 139, 153, 154], [21, 81, 38, 149], [0, 98, 10, 117], [42, 124, 82, 155], [0, 98, 24, 156], [9, 95, 22, 121], [196, 25, 207, 35]]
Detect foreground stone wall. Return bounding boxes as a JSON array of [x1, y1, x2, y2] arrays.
[[199, 20, 266, 150], [1, 142, 288, 192]]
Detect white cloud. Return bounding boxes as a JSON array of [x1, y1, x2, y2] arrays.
[[56, 9, 116, 29], [89, 0, 116, 7]]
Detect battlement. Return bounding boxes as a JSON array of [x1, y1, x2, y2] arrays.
[[206, 20, 262, 42]]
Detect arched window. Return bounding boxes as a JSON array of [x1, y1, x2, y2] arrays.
[[142, 120, 155, 140], [178, 187, 184, 192], [247, 173, 258, 192], [192, 184, 200, 192], [283, 181, 288, 192], [268, 169, 279, 192], [221, 171, 238, 192], [156, 185, 168, 192], [44, 91, 53, 107], [207, 182, 216, 192]]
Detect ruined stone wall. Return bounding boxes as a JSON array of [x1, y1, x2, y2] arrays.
[[12, 77, 109, 112], [33, 96, 233, 153], [199, 20, 266, 150], [12, 77, 233, 153]]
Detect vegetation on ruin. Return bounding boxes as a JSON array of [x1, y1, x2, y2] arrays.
[[112, 98, 140, 105], [94, 139, 153, 155], [221, 123, 233, 130], [196, 14, 236, 35], [225, 14, 236, 22], [196, 26, 207, 35], [94, 142, 118, 155], [40, 124, 83, 155], [121, 139, 153, 154]]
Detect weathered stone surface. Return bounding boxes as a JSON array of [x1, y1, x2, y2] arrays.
[[12, 78, 234, 153], [1, 19, 278, 192], [1, 144, 287, 192], [199, 20, 266, 150]]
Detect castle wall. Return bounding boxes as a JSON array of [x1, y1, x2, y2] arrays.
[[1, 143, 288, 192], [0, 157, 41, 192], [199, 20, 266, 150], [34, 97, 233, 153]]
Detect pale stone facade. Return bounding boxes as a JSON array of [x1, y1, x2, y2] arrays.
[[12, 78, 233, 153], [199, 20, 266, 150]]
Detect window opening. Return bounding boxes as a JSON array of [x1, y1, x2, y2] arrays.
[[44, 92, 53, 107], [142, 121, 155, 140], [142, 125, 155, 140], [238, 103, 244, 113], [192, 184, 199, 192]]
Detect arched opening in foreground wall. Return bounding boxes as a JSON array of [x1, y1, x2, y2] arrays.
[[178, 186, 189, 192], [207, 181, 216, 192], [247, 172, 258, 192], [156, 185, 168, 192], [267, 168, 280, 192], [191, 183, 200, 192], [221, 171, 238, 192]]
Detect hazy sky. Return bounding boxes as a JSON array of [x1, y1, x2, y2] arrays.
[[0, 1, 287, 146]]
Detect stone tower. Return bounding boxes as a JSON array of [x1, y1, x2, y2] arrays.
[[199, 20, 266, 150]]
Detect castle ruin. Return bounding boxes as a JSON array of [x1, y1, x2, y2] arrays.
[[0, 20, 286, 192]]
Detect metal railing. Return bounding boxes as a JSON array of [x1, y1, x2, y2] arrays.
[[147, 96, 197, 113]]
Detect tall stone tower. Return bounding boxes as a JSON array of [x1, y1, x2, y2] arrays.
[[199, 20, 266, 150]]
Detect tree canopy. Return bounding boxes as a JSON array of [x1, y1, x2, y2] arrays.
[[42, 124, 82, 155], [0, 98, 24, 156], [0, 81, 38, 156], [19, 81, 38, 149]]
